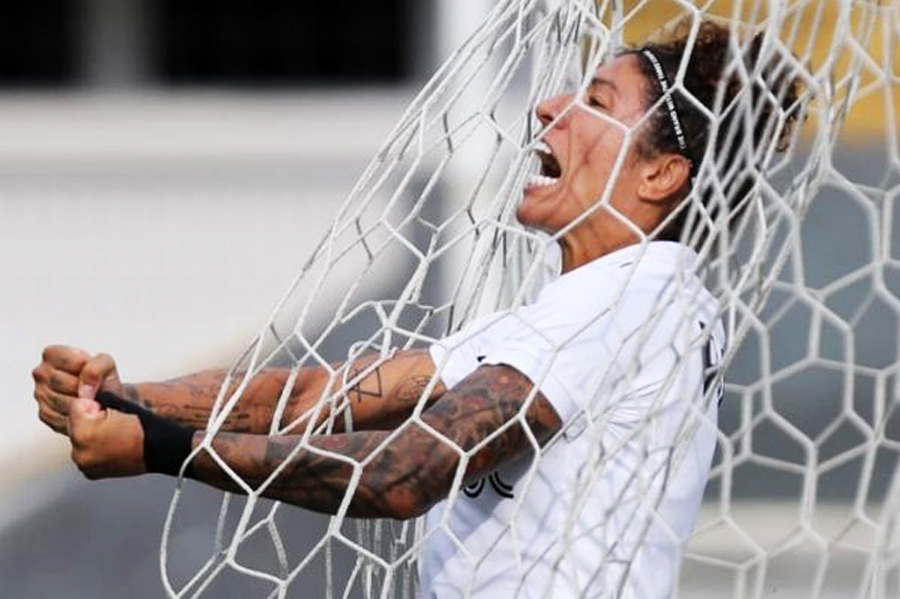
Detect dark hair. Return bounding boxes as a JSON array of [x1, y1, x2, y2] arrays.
[[624, 20, 802, 246]]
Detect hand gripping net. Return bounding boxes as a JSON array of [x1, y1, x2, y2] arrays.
[[157, 1, 900, 597]]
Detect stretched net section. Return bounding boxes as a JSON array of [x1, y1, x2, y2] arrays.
[[157, 1, 900, 597]]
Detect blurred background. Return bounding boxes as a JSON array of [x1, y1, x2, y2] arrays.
[[0, 1, 487, 596], [0, 1, 897, 598]]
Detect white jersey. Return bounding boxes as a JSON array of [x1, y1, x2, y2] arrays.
[[422, 241, 725, 599]]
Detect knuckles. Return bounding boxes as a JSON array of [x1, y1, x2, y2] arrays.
[[37, 405, 52, 424], [41, 345, 70, 366], [86, 353, 115, 374], [31, 365, 46, 384], [48, 372, 65, 391], [41, 346, 56, 363], [35, 395, 67, 434], [39, 344, 91, 375], [81, 353, 118, 388], [94, 352, 113, 364]]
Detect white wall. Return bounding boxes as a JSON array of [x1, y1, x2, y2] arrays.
[[0, 89, 412, 493]]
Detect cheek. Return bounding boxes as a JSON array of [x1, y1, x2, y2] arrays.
[[572, 132, 624, 198], [572, 144, 616, 202]]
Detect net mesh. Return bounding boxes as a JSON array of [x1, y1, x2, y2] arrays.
[[157, 1, 900, 597]]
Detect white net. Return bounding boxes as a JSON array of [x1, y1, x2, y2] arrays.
[[157, 1, 900, 597]]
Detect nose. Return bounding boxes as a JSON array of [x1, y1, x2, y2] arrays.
[[536, 93, 572, 129]]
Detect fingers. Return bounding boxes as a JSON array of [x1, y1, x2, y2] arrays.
[[78, 353, 120, 399], [68, 397, 103, 454], [33, 361, 80, 430], [33, 346, 88, 406], [40, 345, 90, 375], [33, 366, 80, 397], [70, 397, 101, 425], [33, 345, 122, 438], [33, 345, 100, 435], [32, 384, 74, 415], [69, 399, 144, 480], [37, 404, 68, 434], [69, 397, 104, 479]]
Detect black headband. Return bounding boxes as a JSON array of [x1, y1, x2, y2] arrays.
[[640, 49, 688, 152]]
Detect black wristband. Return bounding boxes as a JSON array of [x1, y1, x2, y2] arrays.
[[95, 390, 196, 477]]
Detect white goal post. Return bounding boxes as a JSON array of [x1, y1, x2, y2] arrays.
[[158, 1, 900, 598]]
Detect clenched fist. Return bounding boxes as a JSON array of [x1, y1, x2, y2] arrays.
[[32, 345, 124, 435], [67, 397, 146, 479]]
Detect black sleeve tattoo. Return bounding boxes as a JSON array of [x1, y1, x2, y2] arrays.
[[188, 364, 562, 519]]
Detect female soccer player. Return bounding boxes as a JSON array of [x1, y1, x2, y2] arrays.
[[32, 20, 798, 598]]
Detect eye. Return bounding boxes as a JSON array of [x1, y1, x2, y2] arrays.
[[587, 95, 607, 110]]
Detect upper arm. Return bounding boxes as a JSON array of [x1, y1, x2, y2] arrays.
[[417, 363, 562, 484], [346, 363, 563, 519]]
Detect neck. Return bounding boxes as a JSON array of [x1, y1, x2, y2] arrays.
[[557, 226, 641, 273], [555, 199, 673, 272]]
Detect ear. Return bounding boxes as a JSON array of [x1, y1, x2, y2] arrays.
[[637, 154, 691, 204]]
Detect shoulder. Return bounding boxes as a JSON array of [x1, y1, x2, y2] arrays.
[[523, 256, 622, 325], [535, 244, 722, 358], [527, 242, 706, 322]]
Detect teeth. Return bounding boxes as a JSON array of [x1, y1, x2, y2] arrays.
[[534, 140, 552, 154], [528, 174, 559, 188]]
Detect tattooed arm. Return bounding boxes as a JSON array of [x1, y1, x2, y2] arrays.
[[126, 350, 444, 434], [33, 345, 442, 436], [186, 364, 562, 519], [120, 368, 295, 433]]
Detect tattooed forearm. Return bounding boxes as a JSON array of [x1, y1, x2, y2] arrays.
[[187, 364, 561, 520], [124, 367, 323, 434], [191, 429, 395, 517], [297, 349, 447, 432], [127, 350, 447, 441], [346, 355, 385, 405], [396, 375, 440, 406]]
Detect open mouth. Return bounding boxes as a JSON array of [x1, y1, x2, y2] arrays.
[[529, 141, 561, 188]]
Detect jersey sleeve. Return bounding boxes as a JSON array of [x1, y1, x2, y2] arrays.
[[428, 312, 505, 389], [429, 268, 625, 425], [478, 302, 621, 424]]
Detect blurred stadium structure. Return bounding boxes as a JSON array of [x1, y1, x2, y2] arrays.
[[0, 2, 491, 597], [1, 1, 898, 598]]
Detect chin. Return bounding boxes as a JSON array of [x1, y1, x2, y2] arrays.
[[519, 183, 568, 228], [516, 189, 538, 225], [514, 203, 531, 227], [515, 198, 558, 234]]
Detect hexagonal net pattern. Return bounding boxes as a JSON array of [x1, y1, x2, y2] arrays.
[[156, 1, 900, 598]]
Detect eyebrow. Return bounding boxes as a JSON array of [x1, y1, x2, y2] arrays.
[[589, 77, 619, 97]]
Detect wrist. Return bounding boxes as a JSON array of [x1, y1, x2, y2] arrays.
[[142, 408, 196, 477], [122, 413, 148, 475], [121, 383, 141, 404], [95, 390, 195, 477]]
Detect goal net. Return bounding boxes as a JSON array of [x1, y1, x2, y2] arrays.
[[158, 1, 900, 597]]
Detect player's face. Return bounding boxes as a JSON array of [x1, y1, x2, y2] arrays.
[[518, 54, 650, 236]]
